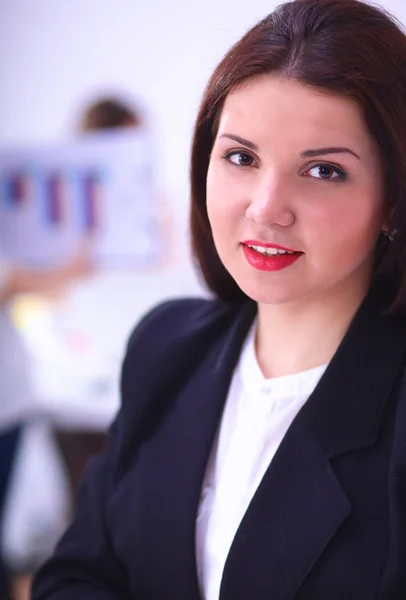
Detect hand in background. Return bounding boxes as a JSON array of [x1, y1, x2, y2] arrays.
[[59, 238, 95, 283], [0, 238, 96, 304]]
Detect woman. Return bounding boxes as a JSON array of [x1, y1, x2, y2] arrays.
[[31, 0, 406, 598]]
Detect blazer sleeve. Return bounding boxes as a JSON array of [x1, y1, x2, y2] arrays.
[[30, 300, 180, 599], [31, 296, 218, 599], [30, 412, 130, 600]]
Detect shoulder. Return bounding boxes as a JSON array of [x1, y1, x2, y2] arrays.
[[124, 296, 241, 359], [120, 295, 249, 411], [115, 296, 248, 471]]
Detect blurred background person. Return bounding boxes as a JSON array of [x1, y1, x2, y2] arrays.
[[53, 95, 145, 507], [0, 95, 145, 600]]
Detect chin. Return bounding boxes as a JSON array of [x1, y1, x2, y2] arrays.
[[223, 254, 308, 305], [234, 277, 303, 306]]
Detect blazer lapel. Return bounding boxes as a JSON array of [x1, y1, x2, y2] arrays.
[[219, 411, 351, 600], [219, 288, 406, 600]]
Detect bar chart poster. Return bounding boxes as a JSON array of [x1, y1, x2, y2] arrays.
[[0, 129, 162, 268]]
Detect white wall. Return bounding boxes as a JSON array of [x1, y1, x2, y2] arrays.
[[0, 0, 405, 247]]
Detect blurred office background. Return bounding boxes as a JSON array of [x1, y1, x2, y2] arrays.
[[0, 1, 405, 599]]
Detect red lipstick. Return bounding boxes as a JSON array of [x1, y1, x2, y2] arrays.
[[242, 240, 303, 272]]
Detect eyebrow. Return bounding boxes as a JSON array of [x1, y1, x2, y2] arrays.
[[301, 147, 361, 160], [219, 134, 259, 151], [219, 134, 361, 160]]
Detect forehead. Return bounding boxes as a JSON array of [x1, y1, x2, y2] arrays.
[[218, 75, 373, 151]]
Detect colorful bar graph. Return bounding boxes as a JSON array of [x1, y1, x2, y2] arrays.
[[1, 172, 29, 207], [82, 171, 101, 232], [10, 173, 26, 203], [1, 168, 105, 231], [45, 173, 64, 225]]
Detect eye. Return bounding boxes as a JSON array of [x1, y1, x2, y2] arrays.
[[223, 150, 257, 167], [303, 163, 347, 181]]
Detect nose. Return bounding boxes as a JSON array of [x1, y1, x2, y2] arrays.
[[245, 175, 295, 228]]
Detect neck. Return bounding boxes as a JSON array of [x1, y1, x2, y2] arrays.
[[255, 277, 371, 379]]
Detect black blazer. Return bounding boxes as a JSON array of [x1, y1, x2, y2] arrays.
[[32, 289, 406, 599]]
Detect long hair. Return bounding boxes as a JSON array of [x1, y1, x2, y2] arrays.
[[190, 0, 406, 311]]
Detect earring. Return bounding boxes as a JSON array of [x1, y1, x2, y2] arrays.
[[384, 228, 398, 242]]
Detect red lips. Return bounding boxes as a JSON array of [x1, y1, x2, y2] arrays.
[[242, 241, 303, 272]]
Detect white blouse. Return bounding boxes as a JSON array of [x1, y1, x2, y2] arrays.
[[195, 322, 327, 600]]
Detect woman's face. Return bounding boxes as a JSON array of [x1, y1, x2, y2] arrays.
[[206, 75, 386, 306]]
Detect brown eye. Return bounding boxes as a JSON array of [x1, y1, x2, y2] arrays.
[[305, 164, 347, 181], [226, 151, 255, 167], [317, 165, 335, 179]]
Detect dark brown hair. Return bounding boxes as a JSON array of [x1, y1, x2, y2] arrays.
[[190, 0, 406, 311], [80, 98, 141, 131]]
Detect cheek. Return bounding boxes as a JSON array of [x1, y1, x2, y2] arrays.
[[306, 189, 385, 258], [206, 163, 241, 232]]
